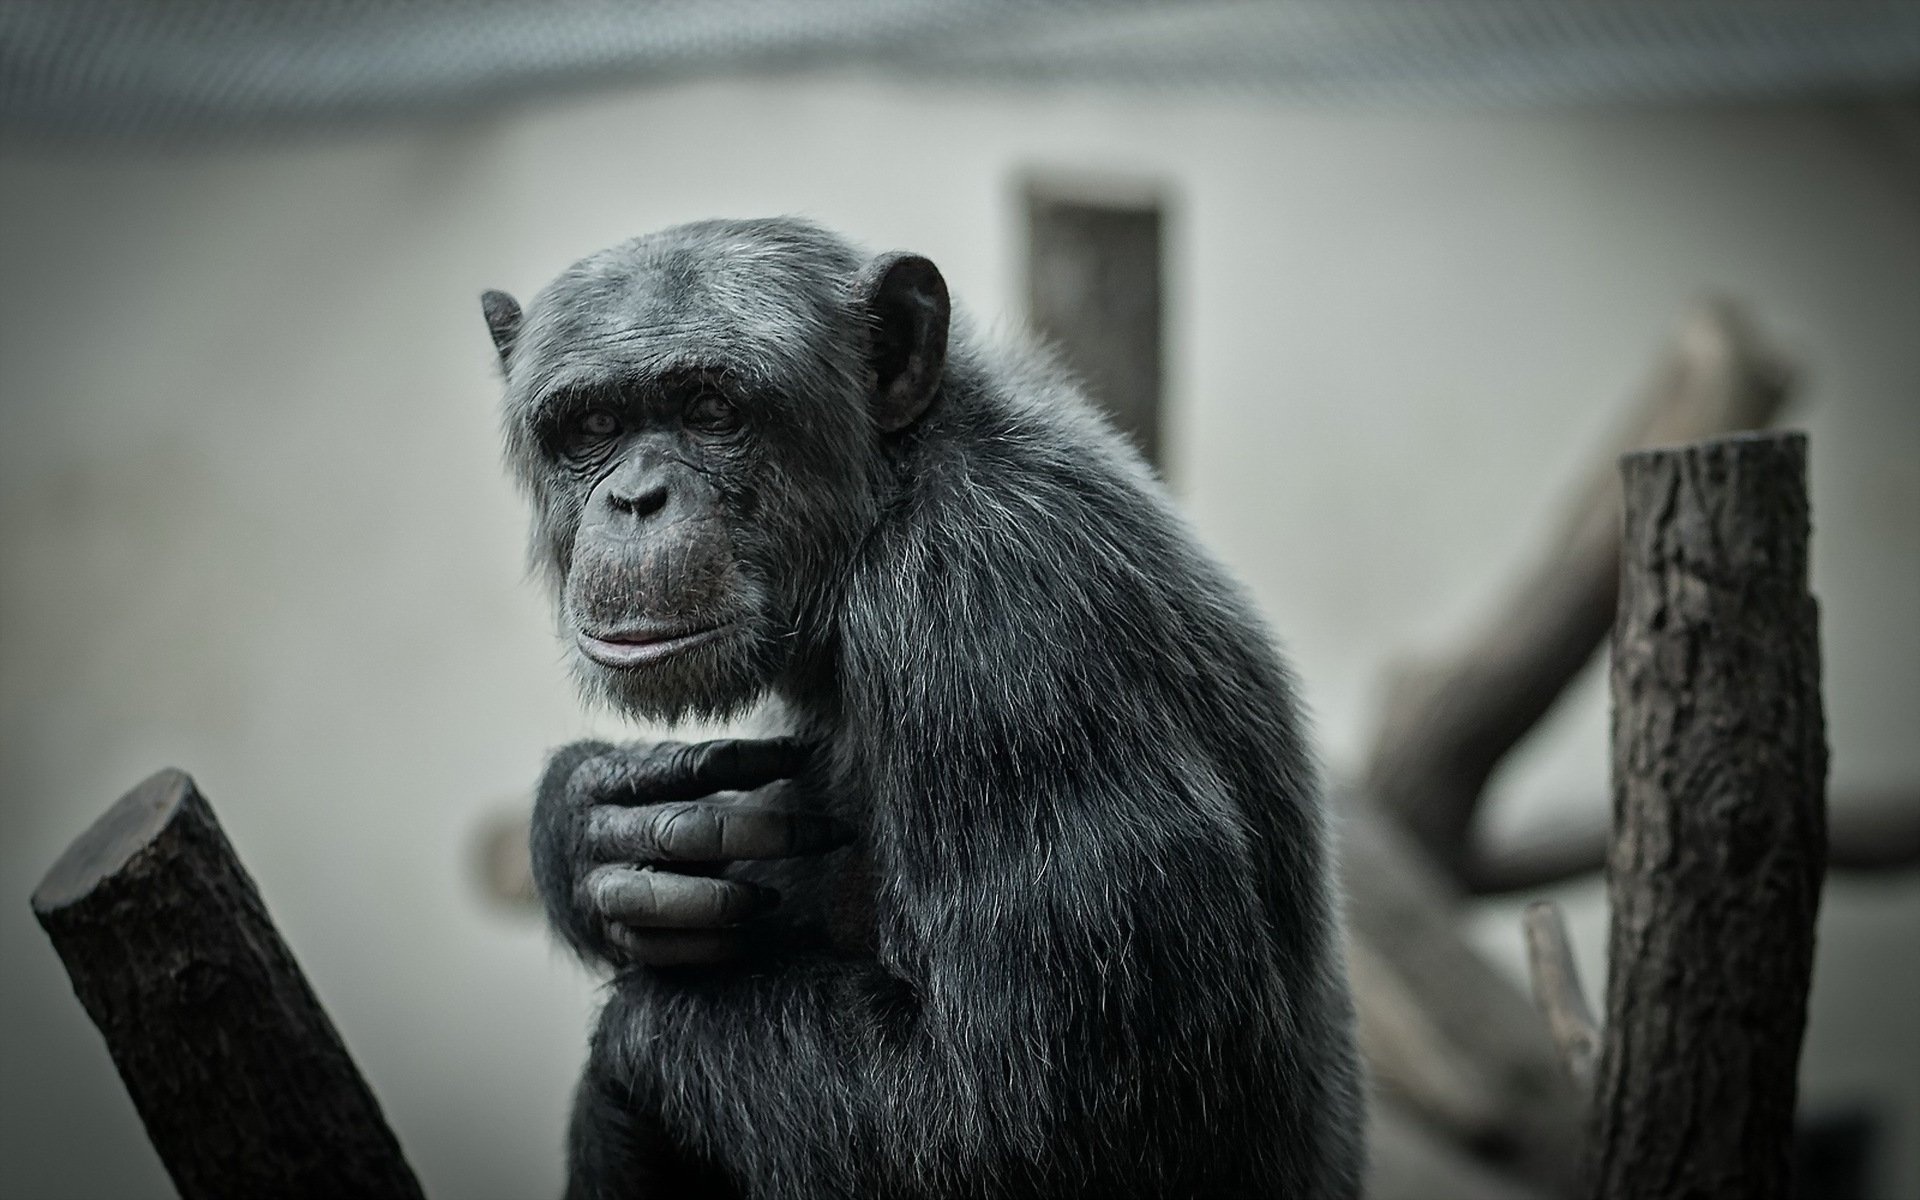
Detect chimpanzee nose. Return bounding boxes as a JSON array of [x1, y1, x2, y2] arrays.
[[606, 478, 670, 520]]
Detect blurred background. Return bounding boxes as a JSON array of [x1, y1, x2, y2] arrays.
[[3, 3, 1918, 1198]]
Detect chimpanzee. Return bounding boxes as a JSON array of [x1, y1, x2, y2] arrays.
[[481, 217, 1363, 1199]]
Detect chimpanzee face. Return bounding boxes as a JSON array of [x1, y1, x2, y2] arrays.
[[483, 220, 948, 723]]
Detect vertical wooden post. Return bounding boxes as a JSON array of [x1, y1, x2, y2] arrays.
[[1024, 181, 1165, 467], [1588, 431, 1827, 1199]]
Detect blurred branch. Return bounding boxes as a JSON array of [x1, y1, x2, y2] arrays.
[[1350, 939, 1511, 1141], [1340, 806, 1586, 1196], [1465, 790, 1920, 896], [1368, 1102, 1554, 1200], [475, 808, 538, 907], [1362, 301, 1794, 881], [1520, 900, 1600, 1094]]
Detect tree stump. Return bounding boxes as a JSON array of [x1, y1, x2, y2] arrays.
[[1587, 432, 1828, 1199], [32, 769, 425, 1200]]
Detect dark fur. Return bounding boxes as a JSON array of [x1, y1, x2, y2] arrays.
[[491, 217, 1364, 1199]]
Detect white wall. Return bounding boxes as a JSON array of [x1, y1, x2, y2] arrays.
[[2, 75, 1916, 1198]]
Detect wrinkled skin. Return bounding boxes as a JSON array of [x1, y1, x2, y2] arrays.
[[530, 738, 850, 967]]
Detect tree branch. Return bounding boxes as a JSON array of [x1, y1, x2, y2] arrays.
[[1520, 900, 1600, 1093], [1339, 803, 1585, 1195], [1464, 790, 1919, 895], [1363, 303, 1793, 880], [1368, 1102, 1555, 1200]]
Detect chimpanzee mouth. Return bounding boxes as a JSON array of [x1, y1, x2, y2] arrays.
[[576, 622, 736, 669]]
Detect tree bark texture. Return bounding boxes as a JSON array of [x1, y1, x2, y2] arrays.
[[1588, 432, 1827, 1200], [32, 769, 425, 1200]]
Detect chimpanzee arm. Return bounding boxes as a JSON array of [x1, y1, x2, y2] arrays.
[[599, 752, 1290, 1198]]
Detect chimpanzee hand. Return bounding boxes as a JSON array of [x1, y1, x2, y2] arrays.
[[530, 737, 850, 967]]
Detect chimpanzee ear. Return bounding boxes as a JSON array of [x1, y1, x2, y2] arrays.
[[481, 290, 523, 365], [858, 253, 949, 433]]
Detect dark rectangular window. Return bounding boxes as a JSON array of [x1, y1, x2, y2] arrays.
[[1024, 185, 1165, 468]]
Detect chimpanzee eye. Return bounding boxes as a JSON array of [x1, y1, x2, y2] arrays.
[[579, 409, 620, 438], [685, 391, 740, 433]]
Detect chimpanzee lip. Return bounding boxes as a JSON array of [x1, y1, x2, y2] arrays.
[[576, 622, 734, 668]]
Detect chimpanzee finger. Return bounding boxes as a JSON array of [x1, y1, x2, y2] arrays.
[[571, 738, 813, 807], [604, 923, 741, 967], [660, 738, 814, 801], [583, 864, 777, 929], [587, 801, 854, 863]]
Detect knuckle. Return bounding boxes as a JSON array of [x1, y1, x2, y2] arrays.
[[587, 866, 650, 919], [651, 803, 711, 858], [651, 741, 699, 778], [640, 805, 679, 856], [712, 809, 746, 856], [626, 869, 658, 913]]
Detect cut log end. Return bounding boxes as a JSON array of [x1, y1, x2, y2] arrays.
[[32, 767, 194, 915], [32, 770, 426, 1200], [1619, 425, 1804, 469]]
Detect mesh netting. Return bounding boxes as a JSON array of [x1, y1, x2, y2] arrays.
[[5, 0, 1920, 141]]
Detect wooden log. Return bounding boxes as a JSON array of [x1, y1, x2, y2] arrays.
[[1586, 432, 1827, 1199], [32, 769, 426, 1200]]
